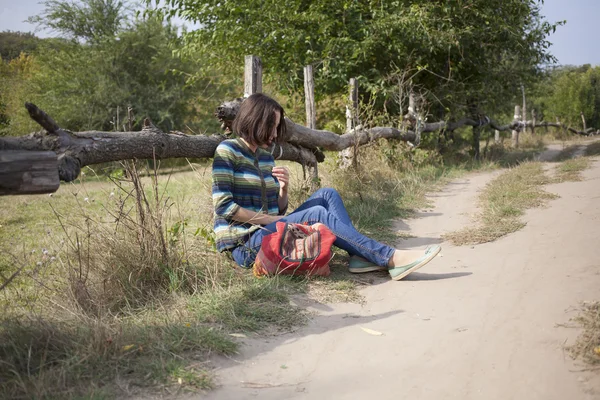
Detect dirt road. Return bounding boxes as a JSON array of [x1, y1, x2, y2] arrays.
[[201, 156, 600, 400]]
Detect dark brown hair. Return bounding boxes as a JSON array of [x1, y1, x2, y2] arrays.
[[232, 93, 287, 147]]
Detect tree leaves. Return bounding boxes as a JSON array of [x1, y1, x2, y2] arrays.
[[152, 0, 559, 119]]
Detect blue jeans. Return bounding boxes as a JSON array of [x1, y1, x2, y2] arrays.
[[231, 188, 396, 268]]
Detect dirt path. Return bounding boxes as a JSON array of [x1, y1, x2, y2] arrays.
[[200, 156, 600, 400]]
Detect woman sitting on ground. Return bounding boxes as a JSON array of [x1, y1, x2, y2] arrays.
[[212, 93, 440, 280]]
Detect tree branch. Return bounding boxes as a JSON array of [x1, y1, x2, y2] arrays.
[[423, 117, 595, 136], [216, 99, 594, 155]]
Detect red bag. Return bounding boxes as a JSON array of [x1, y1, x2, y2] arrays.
[[253, 222, 336, 277]]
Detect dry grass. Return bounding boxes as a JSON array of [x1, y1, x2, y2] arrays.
[[444, 162, 557, 245], [0, 160, 308, 398], [3, 145, 456, 397], [0, 136, 579, 397], [553, 157, 591, 182], [568, 302, 600, 366]]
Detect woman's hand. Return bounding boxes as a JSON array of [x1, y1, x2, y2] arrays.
[[272, 166, 290, 192]]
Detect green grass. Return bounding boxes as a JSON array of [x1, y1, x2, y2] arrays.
[[444, 162, 557, 245], [188, 278, 308, 332], [0, 274, 309, 398], [0, 315, 237, 398]]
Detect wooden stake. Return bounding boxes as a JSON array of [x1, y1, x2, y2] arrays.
[[521, 85, 527, 133], [303, 65, 316, 129], [512, 105, 521, 148], [346, 78, 358, 132], [244, 55, 262, 97], [472, 125, 481, 160]]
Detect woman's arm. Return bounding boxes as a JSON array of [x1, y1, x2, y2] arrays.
[[231, 207, 283, 225], [273, 166, 289, 214], [278, 190, 288, 214]]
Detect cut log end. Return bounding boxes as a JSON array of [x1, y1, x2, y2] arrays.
[[0, 151, 60, 195], [58, 156, 81, 183]]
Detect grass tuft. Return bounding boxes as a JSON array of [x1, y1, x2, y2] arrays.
[[553, 157, 591, 182], [189, 278, 308, 332], [444, 162, 557, 245], [568, 302, 600, 366]]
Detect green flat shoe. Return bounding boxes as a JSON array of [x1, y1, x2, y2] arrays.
[[389, 245, 441, 281], [348, 256, 387, 273]]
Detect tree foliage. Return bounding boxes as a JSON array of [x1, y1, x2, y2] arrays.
[[28, 0, 126, 44], [2, 0, 233, 136], [532, 65, 600, 129], [152, 0, 560, 119], [0, 31, 40, 61]]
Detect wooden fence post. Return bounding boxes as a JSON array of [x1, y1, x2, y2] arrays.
[[303, 65, 319, 190], [581, 111, 587, 131], [556, 116, 565, 136], [340, 78, 359, 169], [303, 65, 316, 129], [346, 78, 358, 132], [521, 85, 527, 134], [408, 91, 416, 116], [244, 55, 262, 97], [512, 105, 521, 148], [494, 130, 500, 143], [472, 125, 481, 160]]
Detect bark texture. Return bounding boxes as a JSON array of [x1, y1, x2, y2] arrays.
[[0, 151, 59, 195]]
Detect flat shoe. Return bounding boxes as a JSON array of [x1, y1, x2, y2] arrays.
[[389, 245, 441, 281], [348, 256, 387, 273]]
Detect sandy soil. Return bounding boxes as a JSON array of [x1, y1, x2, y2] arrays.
[[198, 154, 600, 400]]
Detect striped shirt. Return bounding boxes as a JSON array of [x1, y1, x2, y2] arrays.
[[212, 139, 286, 252]]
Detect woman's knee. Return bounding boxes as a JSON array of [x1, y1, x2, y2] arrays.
[[298, 205, 328, 221], [315, 187, 340, 198]]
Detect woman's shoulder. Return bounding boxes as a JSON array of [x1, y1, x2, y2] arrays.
[[217, 138, 242, 150], [216, 139, 244, 156]]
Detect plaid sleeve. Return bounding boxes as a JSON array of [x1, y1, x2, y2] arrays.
[[212, 143, 240, 219]]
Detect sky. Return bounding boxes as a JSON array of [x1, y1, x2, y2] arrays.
[[0, 0, 599, 67]]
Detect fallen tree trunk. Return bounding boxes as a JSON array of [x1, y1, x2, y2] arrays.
[[3, 100, 597, 193], [0, 103, 319, 184]]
